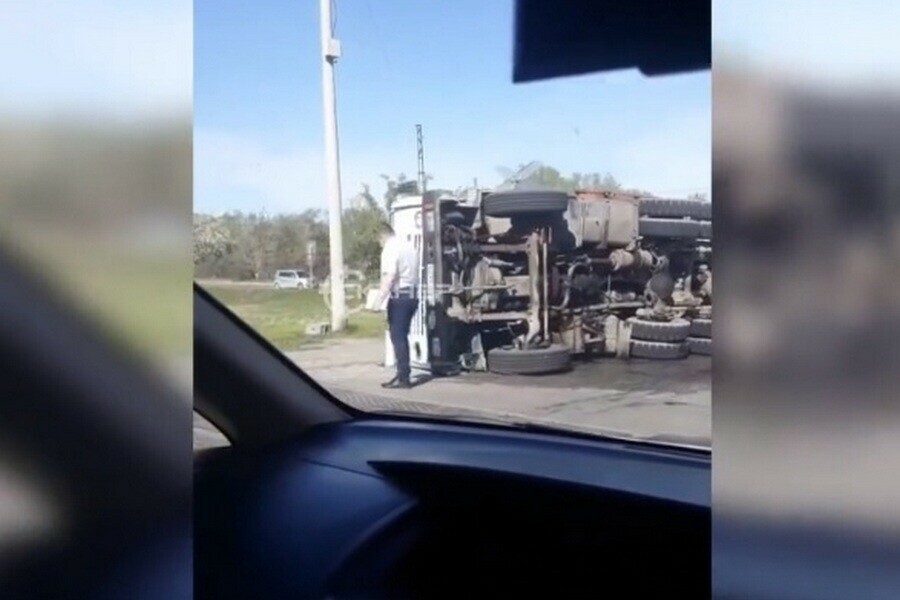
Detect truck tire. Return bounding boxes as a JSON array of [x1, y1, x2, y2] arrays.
[[696, 202, 712, 220], [698, 220, 712, 239], [687, 336, 712, 356], [488, 344, 572, 375], [690, 318, 712, 338], [639, 198, 709, 220], [639, 217, 701, 239], [482, 191, 569, 217], [627, 317, 691, 342], [443, 211, 467, 226], [630, 340, 689, 360]]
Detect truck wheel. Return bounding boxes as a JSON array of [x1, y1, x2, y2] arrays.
[[690, 318, 712, 338], [639, 217, 701, 239], [443, 211, 467, 225], [698, 220, 712, 240], [482, 191, 569, 217], [627, 317, 691, 342], [696, 202, 711, 220], [639, 198, 710, 220], [487, 344, 572, 375], [687, 336, 712, 356], [630, 340, 689, 360]]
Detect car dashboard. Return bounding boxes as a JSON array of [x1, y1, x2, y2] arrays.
[[194, 418, 710, 599]]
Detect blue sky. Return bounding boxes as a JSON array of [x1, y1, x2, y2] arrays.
[[1, 0, 190, 119], [714, 1, 900, 88], [194, 0, 711, 215], [3, 1, 899, 199]]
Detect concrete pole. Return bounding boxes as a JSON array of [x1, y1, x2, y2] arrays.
[[320, 0, 346, 331]]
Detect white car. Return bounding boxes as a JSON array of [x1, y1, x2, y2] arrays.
[[273, 269, 311, 290]]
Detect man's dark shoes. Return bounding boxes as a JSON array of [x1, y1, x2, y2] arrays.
[[382, 378, 412, 389]]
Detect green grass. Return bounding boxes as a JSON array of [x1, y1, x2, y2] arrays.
[[203, 284, 384, 352], [3, 223, 380, 358]]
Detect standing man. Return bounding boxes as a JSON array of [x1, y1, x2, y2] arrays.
[[376, 222, 419, 389]]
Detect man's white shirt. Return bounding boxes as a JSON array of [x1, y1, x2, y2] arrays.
[[380, 235, 419, 295]]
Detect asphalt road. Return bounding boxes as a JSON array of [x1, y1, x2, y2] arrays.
[[194, 338, 710, 450]]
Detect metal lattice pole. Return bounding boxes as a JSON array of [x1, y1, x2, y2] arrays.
[[416, 124, 426, 195]]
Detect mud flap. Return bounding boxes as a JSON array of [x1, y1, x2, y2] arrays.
[[603, 315, 619, 355], [602, 315, 632, 359], [616, 318, 633, 359], [463, 333, 488, 371]]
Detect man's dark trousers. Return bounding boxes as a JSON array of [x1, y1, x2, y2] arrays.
[[387, 295, 418, 382]]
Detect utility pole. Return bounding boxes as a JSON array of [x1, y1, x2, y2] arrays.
[[320, 0, 346, 331], [306, 240, 317, 283]]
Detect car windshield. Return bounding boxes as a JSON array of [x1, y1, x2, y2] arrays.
[[193, 2, 711, 449]]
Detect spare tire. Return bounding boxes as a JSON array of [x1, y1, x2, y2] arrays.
[[443, 211, 467, 225], [630, 340, 689, 360], [482, 191, 569, 217], [690, 318, 712, 338], [639, 217, 701, 239], [640, 198, 708, 220], [488, 344, 572, 375], [627, 317, 691, 342], [687, 336, 712, 356]]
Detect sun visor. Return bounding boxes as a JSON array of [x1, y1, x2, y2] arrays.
[[512, 0, 710, 83]]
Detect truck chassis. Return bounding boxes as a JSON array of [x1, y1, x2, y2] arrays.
[[390, 188, 712, 375]]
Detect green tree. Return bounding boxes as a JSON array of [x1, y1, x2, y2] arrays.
[[342, 188, 386, 279], [380, 173, 432, 212], [238, 212, 277, 280], [193, 214, 232, 266], [497, 163, 622, 192], [533, 166, 569, 189], [568, 171, 621, 191], [358, 183, 378, 209], [193, 210, 333, 281], [600, 173, 621, 191], [380, 173, 409, 212], [269, 210, 327, 276]]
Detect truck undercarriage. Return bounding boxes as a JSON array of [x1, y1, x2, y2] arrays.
[[393, 188, 712, 375]]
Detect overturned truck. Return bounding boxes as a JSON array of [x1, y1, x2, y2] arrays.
[[388, 188, 712, 375]]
